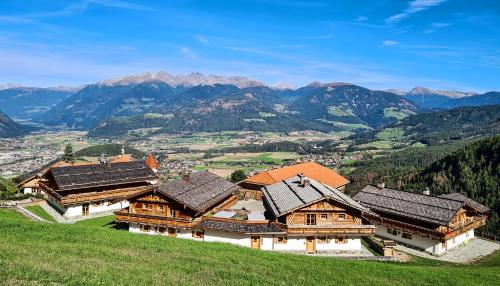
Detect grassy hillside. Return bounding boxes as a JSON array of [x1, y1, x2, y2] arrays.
[[350, 105, 500, 147], [74, 144, 146, 159], [0, 209, 499, 286]]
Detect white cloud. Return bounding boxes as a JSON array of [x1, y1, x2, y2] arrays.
[[196, 35, 209, 45], [383, 40, 398, 46], [0, 0, 153, 24], [179, 47, 198, 59], [431, 22, 452, 28], [356, 16, 368, 22], [386, 0, 446, 24]]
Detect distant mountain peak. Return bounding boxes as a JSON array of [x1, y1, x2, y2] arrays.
[[99, 71, 265, 88], [306, 81, 352, 88], [408, 86, 476, 98], [0, 83, 23, 90]]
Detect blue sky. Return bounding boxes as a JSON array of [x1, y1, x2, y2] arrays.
[[0, 0, 499, 91]]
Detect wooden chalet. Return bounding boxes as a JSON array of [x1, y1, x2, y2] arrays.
[[354, 185, 489, 255], [39, 160, 159, 218], [260, 175, 375, 253], [239, 162, 350, 200], [115, 171, 240, 237]]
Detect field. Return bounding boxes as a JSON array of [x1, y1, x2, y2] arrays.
[[0, 209, 499, 286], [196, 152, 300, 178]]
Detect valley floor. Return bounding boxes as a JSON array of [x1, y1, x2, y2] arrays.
[[0, 209, 499, 286]]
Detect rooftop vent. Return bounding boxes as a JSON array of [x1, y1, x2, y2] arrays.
[[182, 170, 191, 183]]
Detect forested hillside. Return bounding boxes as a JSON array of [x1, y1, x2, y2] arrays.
[[403, 136, 500, 235], [347, 136, 500, 235], [0, 110, 24, 138], [36, 78, 421, 136], [0, 87, 75, 119], [350, 105, 500, 146]]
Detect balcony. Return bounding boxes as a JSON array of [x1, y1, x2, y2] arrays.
[[115, 210, 193, 228], [286, 224, 376, 236]]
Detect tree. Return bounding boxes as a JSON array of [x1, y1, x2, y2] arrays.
[[62, 143, 75, 163], [230, 170, 247, 183]]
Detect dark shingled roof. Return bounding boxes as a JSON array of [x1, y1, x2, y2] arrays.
[[197, 219, 285, 234], [262, 176, 371, 218], [440, 193, 490, 213], [50, 161, 158, 191], [158, 171, 239, 214], [354, 185, 465, 226]]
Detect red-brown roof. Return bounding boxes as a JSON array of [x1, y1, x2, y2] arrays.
[[145, 154, 160, 170], [242, 162, 349, 189]]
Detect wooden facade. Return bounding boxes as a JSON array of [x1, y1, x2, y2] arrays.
[[115, 190, 239, 229], [41, 182, 152, 207], [364, 207, 487, 242], [281, 200, 375, 236]]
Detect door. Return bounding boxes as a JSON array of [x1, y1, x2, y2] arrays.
[[82, 203, 89, 216], [168, 228, 177, 237], [306, 236, 316, 253], [251, 236, 261, 249]]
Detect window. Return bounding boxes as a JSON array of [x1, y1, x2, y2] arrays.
[[392, 229, 399, 236], [192, 231, 204, 239], [140, 225, 150, 232], [158, 205, 164, 211], [275, 236, 288, 244], [170, 206, 177, 217], [402, 232, 412, 240], [306, 214, 316, 225], [338, 213, 346, 220], [158, 227, 166, 234], [387, 228, 392, 234], [335, 236, 347, 244], [143, 203, 151, 210], [320, 213, 328, 219], [317, 236, 330, 244]]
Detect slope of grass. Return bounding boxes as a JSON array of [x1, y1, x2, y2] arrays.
[[0, 209, 499, 286], [25, 205, 56, 222]]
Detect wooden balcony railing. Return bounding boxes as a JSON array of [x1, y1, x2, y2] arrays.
[[286, 224, 376, 235], [114, 211, 193, 228]]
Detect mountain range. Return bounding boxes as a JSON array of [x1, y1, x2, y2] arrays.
[[35, 78, 420, 136], [400, 87, 499, 109], [0, 87, 77, 119], [1, 71, 499, 137]]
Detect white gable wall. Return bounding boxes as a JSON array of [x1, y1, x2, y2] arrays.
[[376, 226, 475, 255]]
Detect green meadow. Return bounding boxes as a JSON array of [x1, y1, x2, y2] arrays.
[[0, 209, 499, 286]]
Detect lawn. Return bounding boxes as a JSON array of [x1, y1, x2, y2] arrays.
[[0, 209, 499, 286], [25, 205, 57, 222]]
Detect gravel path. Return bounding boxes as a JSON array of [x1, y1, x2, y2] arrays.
[[396, 238, 499, 263]]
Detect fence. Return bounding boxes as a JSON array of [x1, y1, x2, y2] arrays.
[[476, 231, 500, 242]]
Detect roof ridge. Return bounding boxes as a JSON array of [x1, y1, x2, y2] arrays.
[[283, 178, 306, 204], [368, 184, 466, 203], [361, 202, 449, 225], [363, 188, 463, 211], [55, 167, 149, 177]]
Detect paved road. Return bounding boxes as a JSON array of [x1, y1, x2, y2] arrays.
[[396, 238, 499, 263]]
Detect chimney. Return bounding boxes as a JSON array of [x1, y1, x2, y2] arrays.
[[377, 182, 385, 189], [303, 178, 310, 188], [423, 187, 430, 196], [182, 170, 191, 183], [99, 153, 108, 165], [298, 173, 305, 185]]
